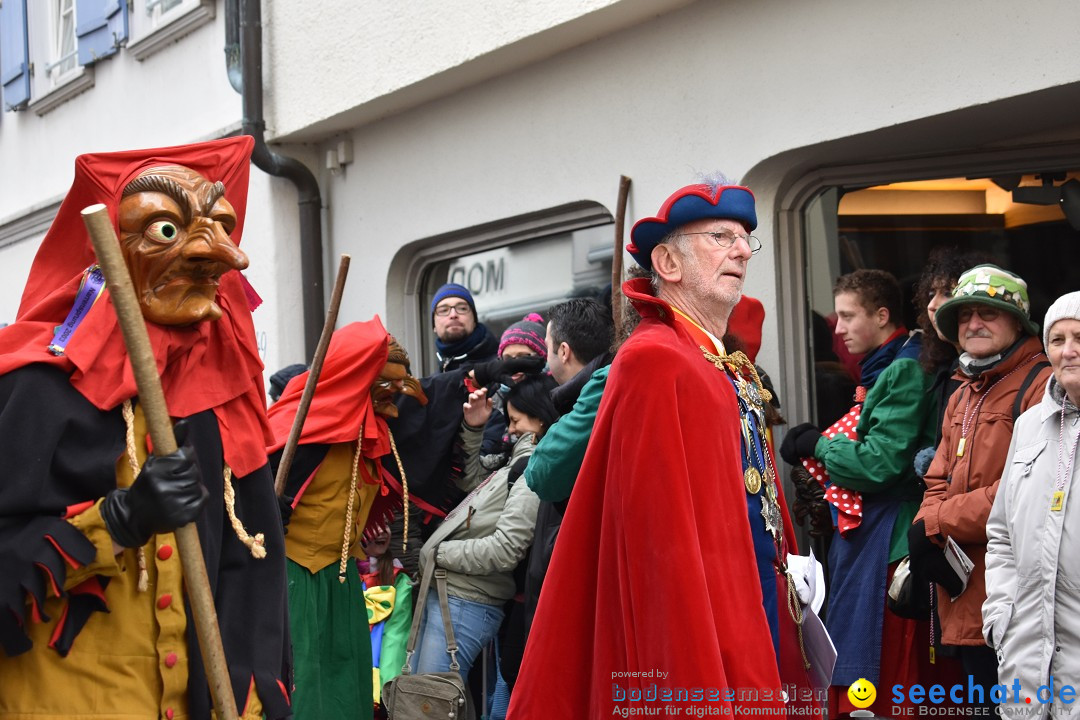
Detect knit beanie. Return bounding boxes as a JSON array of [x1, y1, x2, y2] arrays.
[[269, 362, 308, 401], [430, 283, 477, 323], [498, 313, 547, 359], [1044, 291, 1080, 348]]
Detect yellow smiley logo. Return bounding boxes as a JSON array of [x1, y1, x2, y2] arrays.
[[847, 678, 876, 709]]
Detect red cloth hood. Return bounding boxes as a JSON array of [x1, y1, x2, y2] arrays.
[[0, 136, 273, 476], [727, 295, 765, 363], [267, 317, 391, 459]]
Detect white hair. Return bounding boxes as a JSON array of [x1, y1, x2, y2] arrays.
[[697, 170, 733, 191]]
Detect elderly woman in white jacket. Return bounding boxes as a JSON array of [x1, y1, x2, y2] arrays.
[[984, 291, 1080, 720], [414, 374, 557, 683]]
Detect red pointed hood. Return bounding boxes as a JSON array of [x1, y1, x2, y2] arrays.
[[267, 318, 391, 460], [0, 136, 273, 476]]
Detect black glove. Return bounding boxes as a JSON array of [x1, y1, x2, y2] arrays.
[[279, 496, 294, 535], [471, 355, 546, 388], [101, 420, 209, 548], [906, 520, 965, 598], [779, 423, 821, 466], [790, 466, 833, 539]]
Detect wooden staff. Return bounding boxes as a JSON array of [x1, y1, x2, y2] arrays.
[[80, 204, 239, 720], [612, 175, 632, 346], [273, 254, 351, 497]]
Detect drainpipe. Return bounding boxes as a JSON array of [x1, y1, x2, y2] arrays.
[[236, 0, 325, 356], [223, 0, 241, 93]]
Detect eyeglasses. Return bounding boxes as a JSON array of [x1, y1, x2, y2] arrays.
[[434, 302, 472, 317], [957, 306, 1001, 324], [681, 230, 762, 255]]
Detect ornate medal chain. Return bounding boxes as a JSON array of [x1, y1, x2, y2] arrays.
[[701, 348, 782, 542], [701, 348, 810, 669], [957, 354, 1040, 457], [1053, 397, 1080, 512]]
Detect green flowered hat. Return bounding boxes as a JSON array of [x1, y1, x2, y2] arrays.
[[936, 264, 1039, 343]]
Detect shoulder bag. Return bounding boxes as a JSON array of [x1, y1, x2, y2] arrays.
[[382, 551, 476, 719]]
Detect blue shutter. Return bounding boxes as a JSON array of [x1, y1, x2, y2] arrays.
[[0, 0, 31, 110], [76, 0, 128, 66]]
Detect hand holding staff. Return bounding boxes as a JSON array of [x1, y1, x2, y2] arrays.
[[81, 204, 239, 720]]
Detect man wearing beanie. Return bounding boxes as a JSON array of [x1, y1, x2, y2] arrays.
[[380, 284, 502, 576], [430, 283, 498, 372], [984, 290, 1080, 718], [911, 265, 1051, 712], [510, 177, 811, 717]]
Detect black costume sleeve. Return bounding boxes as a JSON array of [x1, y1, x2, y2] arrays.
[[172, 411, 293, 720], [0, 367, 293, 717], [0, 365, 122, 657], [382, 368, 473, 514]]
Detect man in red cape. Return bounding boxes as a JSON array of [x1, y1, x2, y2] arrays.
[[0, 137, 291, 719], [508, 179, 813, 717]]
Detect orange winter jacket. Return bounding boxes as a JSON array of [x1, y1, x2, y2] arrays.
[[914, 335, 1051, 646]]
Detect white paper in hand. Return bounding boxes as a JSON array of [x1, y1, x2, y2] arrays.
[[944, 536, 974, 597]]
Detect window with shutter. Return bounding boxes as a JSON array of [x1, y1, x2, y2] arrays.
[[74, 0, 127, 66], [0, 0, 32, 110]]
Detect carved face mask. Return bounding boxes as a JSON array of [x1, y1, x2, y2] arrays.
[[372, 336, 427, 417], [118, 165, 249, 326]]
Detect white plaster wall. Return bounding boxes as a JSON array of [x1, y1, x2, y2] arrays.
[[242, 170, 306, 387], [0, 237, 41, 324], [264, 0, 697, 139]]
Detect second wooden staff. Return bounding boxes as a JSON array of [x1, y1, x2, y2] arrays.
[[273, 254, 352, 497]]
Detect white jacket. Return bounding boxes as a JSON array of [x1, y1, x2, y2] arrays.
[[983, 378, 1080, 719]]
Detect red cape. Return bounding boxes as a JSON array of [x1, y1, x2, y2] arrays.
[[266, 317, 390, 460], [509, 280, 798, 717], [0, 136, 271, 476]]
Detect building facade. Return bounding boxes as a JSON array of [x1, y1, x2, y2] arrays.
[[3, 0, 1080, 434]]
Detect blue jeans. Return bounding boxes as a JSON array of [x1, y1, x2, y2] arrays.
[[414, 590, 504, 683]]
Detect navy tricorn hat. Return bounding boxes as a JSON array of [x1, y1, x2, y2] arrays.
[[628, 183, 757, 270]]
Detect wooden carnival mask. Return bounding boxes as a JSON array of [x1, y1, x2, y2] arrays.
[[118, 165, 248, 326], [372, 336, 427, 417]]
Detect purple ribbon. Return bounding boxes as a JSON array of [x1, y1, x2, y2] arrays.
[[48, 265, 106, 356]]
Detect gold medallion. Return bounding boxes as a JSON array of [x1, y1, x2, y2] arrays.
[[744, 467, 763, 494], [1052, 490, 1065, 512]]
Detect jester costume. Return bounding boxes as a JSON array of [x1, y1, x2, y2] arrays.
[[509, 277, 812, 717], [0, 137, 292, 719], [360, 561, 412, 707]]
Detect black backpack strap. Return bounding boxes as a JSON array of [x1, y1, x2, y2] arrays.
[[506, 456, 530, 491], [1013, 360, 1050, 422]]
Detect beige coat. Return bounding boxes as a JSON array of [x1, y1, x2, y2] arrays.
[[419, 426, 540, 605]]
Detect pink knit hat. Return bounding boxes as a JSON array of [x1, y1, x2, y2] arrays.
[[499, 313, 547, 359]]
